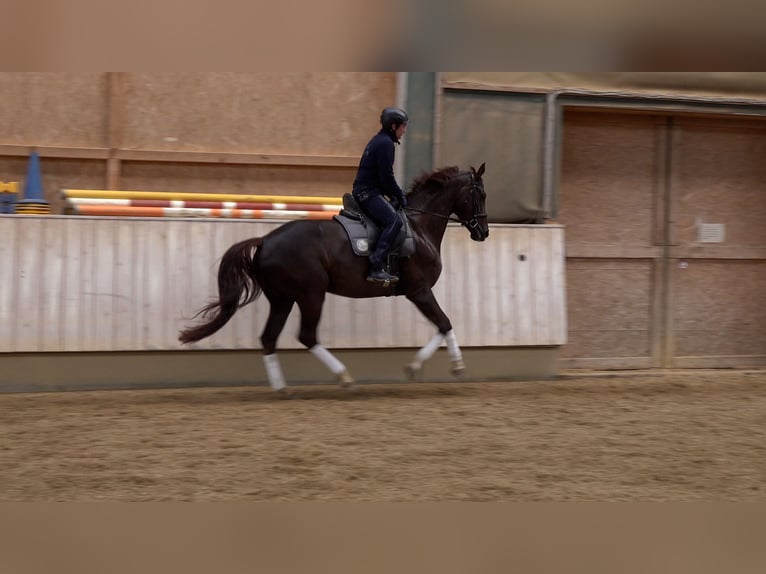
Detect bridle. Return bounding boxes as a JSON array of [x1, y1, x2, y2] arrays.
[[404, 171, 487, 231]]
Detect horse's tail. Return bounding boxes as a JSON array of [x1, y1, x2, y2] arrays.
[[178, 237, 264, 344]]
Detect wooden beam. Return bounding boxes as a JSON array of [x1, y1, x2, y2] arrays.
[[668, 245, 766, 260], [0, 144, 358, 168], [650, 119, 673, 368], [565, 244, 664, 259], [662, 123, 682, 367], [106, 158, 121, 190], [0, 145, 109, 160], [113, 149, 358, 167]]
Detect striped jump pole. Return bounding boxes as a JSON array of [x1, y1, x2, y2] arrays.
[[64, 197, 341, 212], [61, 189, 343, 205]]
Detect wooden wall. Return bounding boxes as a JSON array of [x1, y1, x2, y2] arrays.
[[5, 73, 763, 370], [436, 80, 766, 368], [119, 73, 388, 156], [0, 73, 108, 147], [560, 109, 766, 368], [0, 216, 567, 353], [0, 73, 396, 211]]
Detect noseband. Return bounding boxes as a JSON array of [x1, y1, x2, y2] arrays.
[[405, 171, 486, 230]]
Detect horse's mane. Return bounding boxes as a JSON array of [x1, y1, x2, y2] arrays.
[[408, 166, 460, 196]]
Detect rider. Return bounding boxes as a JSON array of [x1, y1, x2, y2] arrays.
[[352, 107, 409, 284]]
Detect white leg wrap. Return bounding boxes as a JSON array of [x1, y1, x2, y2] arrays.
[[309, 344, 346, 376], [263, 353, 286, 391], [412, 332, 445, 368], [445, 330, 462, 362]]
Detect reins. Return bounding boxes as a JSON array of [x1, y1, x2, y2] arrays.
[[404, 206, 463, 223]]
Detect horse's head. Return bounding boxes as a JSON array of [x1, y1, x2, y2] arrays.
[[454, 163, 488, 241]]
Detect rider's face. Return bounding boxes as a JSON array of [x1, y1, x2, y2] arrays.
[[395, 122, 408, 140]]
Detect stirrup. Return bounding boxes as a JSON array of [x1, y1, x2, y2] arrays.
[[366, 268, 399, 284]]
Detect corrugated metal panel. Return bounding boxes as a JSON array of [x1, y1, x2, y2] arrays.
[[1, 216, 566, 352]]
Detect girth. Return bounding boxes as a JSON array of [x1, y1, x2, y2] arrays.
[[334, 193, 415, 258]]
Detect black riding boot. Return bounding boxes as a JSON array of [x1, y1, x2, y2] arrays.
[[367, 259, 399, 284]]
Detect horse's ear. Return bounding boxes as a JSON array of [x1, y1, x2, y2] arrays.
[[477, 162, 485, 177]]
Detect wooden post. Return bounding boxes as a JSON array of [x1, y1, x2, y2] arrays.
[[662, 122, 682, 368], [106, 72, 126, 190]]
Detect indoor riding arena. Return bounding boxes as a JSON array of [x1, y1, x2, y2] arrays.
[[1, 73, 765, 501]]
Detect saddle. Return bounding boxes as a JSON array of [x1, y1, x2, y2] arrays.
[[334, 193, 415, 259]]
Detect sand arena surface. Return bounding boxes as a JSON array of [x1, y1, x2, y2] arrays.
[[1, 371, 764, 501]]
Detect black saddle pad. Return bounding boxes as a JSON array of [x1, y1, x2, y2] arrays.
[[334, 194, 415, 257]]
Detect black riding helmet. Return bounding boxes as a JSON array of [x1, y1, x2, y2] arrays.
[[380, 107, 408, 131]]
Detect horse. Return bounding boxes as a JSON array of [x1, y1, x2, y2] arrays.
[[178, 163, 488, 393]]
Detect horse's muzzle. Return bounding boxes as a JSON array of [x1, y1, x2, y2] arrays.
[[464, 217, 489, 242], [470, 227, 489, 241]]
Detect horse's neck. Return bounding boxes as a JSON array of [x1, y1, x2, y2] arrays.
[[414, 175, 464, 217], [409, 182, 460, 249]]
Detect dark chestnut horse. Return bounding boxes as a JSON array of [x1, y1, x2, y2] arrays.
[[179, 163, 488, 392]]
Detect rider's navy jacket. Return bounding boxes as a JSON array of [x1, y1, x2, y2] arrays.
[[352, 128, 405, 203]]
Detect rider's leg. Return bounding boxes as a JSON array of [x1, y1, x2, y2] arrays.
[[358, 194, 402, 283]]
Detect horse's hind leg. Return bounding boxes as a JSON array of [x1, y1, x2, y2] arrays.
[[297, 294, 354, 388], [261, 298, 294, 393]]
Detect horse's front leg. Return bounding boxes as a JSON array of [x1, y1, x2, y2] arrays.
[[405, 288, 465, 379]]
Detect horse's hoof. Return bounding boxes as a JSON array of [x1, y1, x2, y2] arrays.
[[451, 360, 466, 377], [337, 371, 355, 389], [405, 363, 420, 381], [275, 387, 295, 399]]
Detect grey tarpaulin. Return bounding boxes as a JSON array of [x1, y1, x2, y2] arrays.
[[438, 89, 546, 223]]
